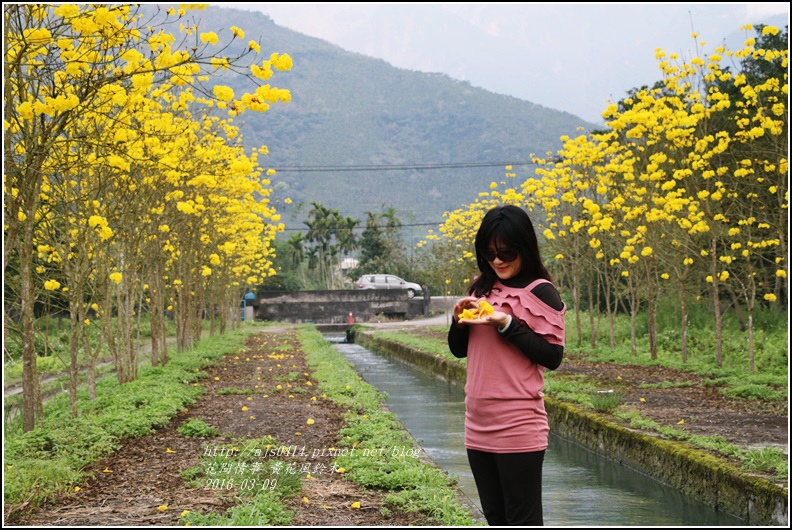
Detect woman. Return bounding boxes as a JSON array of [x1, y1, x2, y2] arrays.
[[448, 204, 565, 526]]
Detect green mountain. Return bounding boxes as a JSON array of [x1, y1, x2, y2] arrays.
[[167, 6, 598, 237]]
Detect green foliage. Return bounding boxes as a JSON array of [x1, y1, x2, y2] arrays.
[[179, 437, 301, 526], [742, 447, 788, 479], [178, 418, 220, 438], [591, 391, 624, 412], [543, 374, 601, 407], [3, 458, 83, 507], [719, 382, 785, 401], [181, 489, 295, 526]]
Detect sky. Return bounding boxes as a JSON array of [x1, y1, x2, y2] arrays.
[[221, 2, 789, 124]]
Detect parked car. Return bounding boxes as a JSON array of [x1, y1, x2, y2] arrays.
[[355, 274, 423, 298]]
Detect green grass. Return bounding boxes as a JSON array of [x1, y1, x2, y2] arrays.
[[591, 391, 624, 412], [178, 418, 220, 438], [179, 437, 301, 526]]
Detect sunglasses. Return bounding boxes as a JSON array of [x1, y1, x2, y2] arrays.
[[482, 248, 519, 263]]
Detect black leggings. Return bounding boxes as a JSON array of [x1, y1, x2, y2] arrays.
[[467, 448, 546, 526]]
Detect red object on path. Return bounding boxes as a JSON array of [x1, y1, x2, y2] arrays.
[[348, 312, 354, 325]]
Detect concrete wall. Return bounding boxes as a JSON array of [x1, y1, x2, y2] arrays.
[[254, 289, 429, 323]]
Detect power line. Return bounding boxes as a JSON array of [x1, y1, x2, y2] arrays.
[[279, 221, 443, 232], [269, 161, 536, 173]]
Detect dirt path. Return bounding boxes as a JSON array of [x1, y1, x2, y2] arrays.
[[7, 328, 438, 526]]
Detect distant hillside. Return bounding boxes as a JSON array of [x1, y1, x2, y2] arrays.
[[158, 5, 598, 238]]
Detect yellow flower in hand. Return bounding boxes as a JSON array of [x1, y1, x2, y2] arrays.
[[478, 300, 494, 316], [459, 300, 495, 321], [459, 308, 478, 320]]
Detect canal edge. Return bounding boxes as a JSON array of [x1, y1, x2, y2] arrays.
[[374, 400, 488, 525], [352, 329, 789, 526]]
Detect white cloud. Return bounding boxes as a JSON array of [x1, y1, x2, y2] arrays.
[[742, 3, 790, 18]]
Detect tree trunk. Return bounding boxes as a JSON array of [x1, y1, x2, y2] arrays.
[[588, 272, 597, 348], [727, 287, 746, 332], [679, 279, 688, 364], [628, 275, 638, 356], [644, 260, 657, 360], [150, 300, 161, 367], [709, 235, 723, 367], [103, 280, 120, 382], [748, 312, 755, 372], [69, 296, 80, 417], [20, 223, 43, 431]]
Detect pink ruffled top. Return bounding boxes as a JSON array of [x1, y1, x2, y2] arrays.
[[464, 279, 566, 453]]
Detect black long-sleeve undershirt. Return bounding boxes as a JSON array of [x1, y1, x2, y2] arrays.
[[447, 273, 564, 370]]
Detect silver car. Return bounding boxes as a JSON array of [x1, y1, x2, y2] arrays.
[[355, 274, 423, 298]]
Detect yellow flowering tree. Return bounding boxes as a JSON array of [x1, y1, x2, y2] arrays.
[[433, 24, 786, 371], [4, 4, 292, 428]]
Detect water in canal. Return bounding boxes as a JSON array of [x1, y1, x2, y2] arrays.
[[328, 336, 746, 526]]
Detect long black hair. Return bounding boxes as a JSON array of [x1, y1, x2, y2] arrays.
[[468, 205, 552, 297]]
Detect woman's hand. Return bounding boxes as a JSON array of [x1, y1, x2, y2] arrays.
[[459, 309, 510, 329], [453, 298, 510, 329], [452, 296, 480, 322]]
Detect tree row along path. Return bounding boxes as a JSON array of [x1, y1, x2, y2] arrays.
[[7, 327, 441, 526]]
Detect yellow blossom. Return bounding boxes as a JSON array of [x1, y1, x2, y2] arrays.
[[213, 85, 234, 102], [200, 32, 219, 45]]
